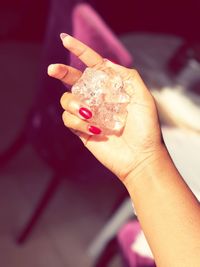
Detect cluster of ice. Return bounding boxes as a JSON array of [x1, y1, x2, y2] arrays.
[[71, 68, 130, 133]]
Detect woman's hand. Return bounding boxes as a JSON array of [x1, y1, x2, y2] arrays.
[[48, 34, 163, 182]]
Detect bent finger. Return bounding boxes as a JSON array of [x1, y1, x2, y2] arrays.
[[48, 64, 82, 85], [60, 92, 93, 120], [62, 111, 102, 135]]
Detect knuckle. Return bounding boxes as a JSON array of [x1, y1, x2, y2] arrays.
[[60, 92, 71, 109], [62, 110, 82, 131], [78, 46, 87, 58], [73, 118, 81, 129], [62, 111, 69, 126]]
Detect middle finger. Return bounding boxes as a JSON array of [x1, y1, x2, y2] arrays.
[[60, 33, 104, 67]]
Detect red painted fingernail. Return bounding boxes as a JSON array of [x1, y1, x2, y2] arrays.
[[88, 125, 102, 135], [79, 107, 92, 119]]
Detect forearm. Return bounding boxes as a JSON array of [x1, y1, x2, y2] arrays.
[[123, 144, 200, 267]]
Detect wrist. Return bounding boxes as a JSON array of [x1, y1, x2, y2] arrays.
[[122, 143, 169, 189]]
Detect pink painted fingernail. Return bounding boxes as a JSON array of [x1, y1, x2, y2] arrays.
[[79, 107, 92, 119], [60, 33, 68, 40], [88, 125, 102, 135]]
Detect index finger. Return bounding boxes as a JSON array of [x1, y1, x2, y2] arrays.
[[60, 33, 104, 67]]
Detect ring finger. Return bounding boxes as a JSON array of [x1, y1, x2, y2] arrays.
[[62, 111, 102, 135], [60, 92, 93, 120]]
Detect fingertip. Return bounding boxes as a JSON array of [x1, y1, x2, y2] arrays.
[[60, 33, 69, 41], [47, 64, 56, 76], [48, 64, 69, 79], [60, 33, 72, 48], [60, 92, 70, 108], [88, 125, 102, 135], [48, 64, 64, 76], [62, 110, 69, 125], [79, 107, 93, 120]]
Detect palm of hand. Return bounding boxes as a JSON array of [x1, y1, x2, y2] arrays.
[[80, 67, 161, 180]]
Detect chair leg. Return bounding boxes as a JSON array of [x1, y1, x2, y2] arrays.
[[17, 173, 62, 244], [0, 129, 27, 168]]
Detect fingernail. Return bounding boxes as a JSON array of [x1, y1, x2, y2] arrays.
[[60, 33, 68, 40], [79, 107, 92, 119], [88, 125, 102, 135], [47, 64, 55, 75]]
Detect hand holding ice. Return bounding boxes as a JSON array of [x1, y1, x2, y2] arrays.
[[71, 67, 130, 133]]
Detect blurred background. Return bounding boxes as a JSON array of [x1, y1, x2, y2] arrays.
[[0, 0, 200, 267]]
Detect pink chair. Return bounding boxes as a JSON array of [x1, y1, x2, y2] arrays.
[[117, 220, 156, 267], [70, 3, 132, 71]]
